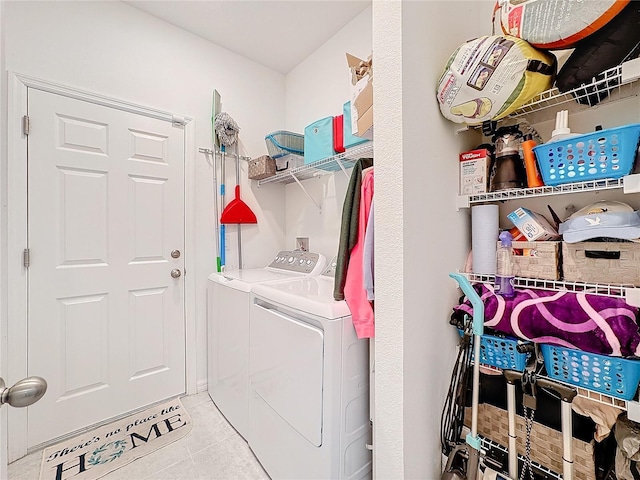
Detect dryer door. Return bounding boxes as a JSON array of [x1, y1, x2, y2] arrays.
[[250, 301, 324, 446]]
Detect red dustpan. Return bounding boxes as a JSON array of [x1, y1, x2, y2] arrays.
[[220, 185, 257, 224]]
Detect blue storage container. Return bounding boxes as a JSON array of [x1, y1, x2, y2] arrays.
[[343, 101, 370, 149], [533, 124, 640, 186], [457, 329, 530, 372], [541, 344, 640, 400], [304, 117, 334, 165]]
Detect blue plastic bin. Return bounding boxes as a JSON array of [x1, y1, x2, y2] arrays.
[[541, 344, 640, 400], [533, 124, 640, 186], [457, 329, 530, 372]]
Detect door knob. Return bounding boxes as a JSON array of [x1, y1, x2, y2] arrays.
[[171, 269, 182, 278], [0, 376, 47, 408]]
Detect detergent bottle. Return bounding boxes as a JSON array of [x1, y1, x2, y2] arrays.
[[495, 231, 515, 298]]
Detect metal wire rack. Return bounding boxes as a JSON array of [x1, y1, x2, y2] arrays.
[[257, 142, 373, 186], [509, 57, 640, 120], [463, 273, 637, 303], [480, 436, 563, 480], [456, 177, 629, 209]]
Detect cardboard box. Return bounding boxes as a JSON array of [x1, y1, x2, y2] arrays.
[[507, 207, 560, 241], [347, 53, 373, 139], [459, 148, 490, 195]]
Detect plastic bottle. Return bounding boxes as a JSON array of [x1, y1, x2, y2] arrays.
[[521, 135, 544, 188], [547, 110, 581, 143], [495, 231, 515, 298]]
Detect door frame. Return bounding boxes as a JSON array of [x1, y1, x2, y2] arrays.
[[6, 72, 197, 461]]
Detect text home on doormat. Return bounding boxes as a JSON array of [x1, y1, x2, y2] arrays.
[[39, 398, 192, 480]]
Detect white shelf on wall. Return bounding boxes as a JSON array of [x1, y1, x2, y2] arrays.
[[508, 57, 640, 120], [463, 272, 640, 306], [456, 177, 633, 209], [257, 142, 373, 186]]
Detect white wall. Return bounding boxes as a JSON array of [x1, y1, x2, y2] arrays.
[[0, 1, 9, 477], [4, 0, 287, 390], [374, 1, 493, 477], [283, 7, 372, 260]]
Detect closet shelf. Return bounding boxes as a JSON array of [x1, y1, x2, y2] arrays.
[[456, 174, 640, 209], [257, 142, 373, 186], [463, 273, 640, 306], [508, 58, 640, 120]]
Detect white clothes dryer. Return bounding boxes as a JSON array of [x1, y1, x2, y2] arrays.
[[249, 263, 371, 480], [207, 250, 326, 441]]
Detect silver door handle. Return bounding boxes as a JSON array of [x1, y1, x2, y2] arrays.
[[0, 376, 47, 408], [171, 269, 182, 278]]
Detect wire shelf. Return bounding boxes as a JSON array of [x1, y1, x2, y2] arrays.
[[508, 58, 640, 120], [257, 142, 373, 186], [459, 177, 627, 207], [464, 273, 636, 300], [480, 436, 563, 480]]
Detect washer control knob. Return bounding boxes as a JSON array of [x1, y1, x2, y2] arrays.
[[288, 256, 294, 264], [306, 260, 312, 265]]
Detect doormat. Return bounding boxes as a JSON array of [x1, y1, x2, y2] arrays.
[[39, 397, 191, 480]]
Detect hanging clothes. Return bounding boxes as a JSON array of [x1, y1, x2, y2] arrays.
[[344, 168, 374, 338], [334, 158, 374, 301], [363, 199, 374, 301]]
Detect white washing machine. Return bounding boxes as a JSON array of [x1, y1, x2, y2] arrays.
[[249, 262, 371, 480], [207, 250, 326, 441]]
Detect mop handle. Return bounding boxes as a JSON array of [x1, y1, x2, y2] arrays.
[[449, 273, 484, 336], [449, 273, 484, 452]]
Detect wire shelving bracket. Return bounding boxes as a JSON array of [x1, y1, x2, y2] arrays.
[[257, 142, 373, 186]]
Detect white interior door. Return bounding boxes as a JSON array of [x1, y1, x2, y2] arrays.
[[26, 89, 186, 447]]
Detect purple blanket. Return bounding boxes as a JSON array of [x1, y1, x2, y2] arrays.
[[454, 284, 640, 357]]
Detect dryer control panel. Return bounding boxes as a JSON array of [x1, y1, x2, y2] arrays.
[[267, 251, 325, 275]]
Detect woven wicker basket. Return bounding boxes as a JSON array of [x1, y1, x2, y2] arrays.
[[562, 241, 640, 286], [248, 155, 276, 180], [465, 404, 596, 480], [507, 240, 560, 280]]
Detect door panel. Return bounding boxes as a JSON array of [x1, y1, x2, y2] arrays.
[[250, 303, 324, 447], [27, 89, 186, 447]]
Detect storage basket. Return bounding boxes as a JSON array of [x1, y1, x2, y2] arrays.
[[533, 123, 640, 186], [457, 329, 530, 371], [264, 131, 304, 158], [562, 241, 640, 286], [541, 344, 640, 400], [464, 404, 596, 480], [248, 155, 276, 180], [507, 240, 560, 280]]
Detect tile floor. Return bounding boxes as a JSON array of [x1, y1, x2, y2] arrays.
[[8, 393, 270, 480]]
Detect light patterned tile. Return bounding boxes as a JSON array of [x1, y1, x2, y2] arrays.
[[192, 435, 269, 480], [181, 400, 237, 456], [8, 450, 44, 480], [180, 393, 210, 411], [144, 457, 199, 480]]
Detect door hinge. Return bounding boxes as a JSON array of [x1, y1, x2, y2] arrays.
[[22, 115, 30, 136], [23, 249, 30, 268]]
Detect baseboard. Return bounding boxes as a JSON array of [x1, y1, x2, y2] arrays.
[[196, 379, 208, 393]]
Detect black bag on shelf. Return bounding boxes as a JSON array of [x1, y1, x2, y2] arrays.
[[556, 1, 640, 106]]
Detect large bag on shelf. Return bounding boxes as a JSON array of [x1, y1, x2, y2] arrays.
[[495, 0, 630, 50], [437, 35, 556, 125]]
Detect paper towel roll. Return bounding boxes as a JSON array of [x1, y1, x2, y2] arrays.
[[472, 204, 499, 274]]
